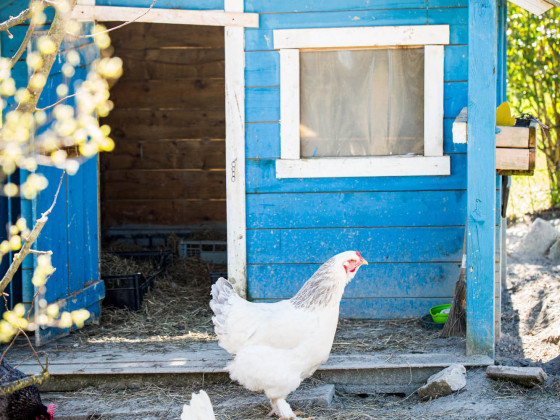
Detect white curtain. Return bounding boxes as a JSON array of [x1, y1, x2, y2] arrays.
[[300, 48, 424, 158]]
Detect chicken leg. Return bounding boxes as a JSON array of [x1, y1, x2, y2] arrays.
[[270, 398, 297, 419]]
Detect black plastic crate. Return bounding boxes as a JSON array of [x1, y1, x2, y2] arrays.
[[103, 273, 150, 311]]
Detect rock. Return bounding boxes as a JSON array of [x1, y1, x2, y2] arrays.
[[515, 218, 558, 256], [548, 238, 560, 262], [486, 365, 547, 387], [417, 364, 467, 400]]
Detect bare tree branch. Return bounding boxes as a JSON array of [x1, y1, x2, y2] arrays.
[[0, 8, 32, 33], [0, 172, 64, 295], [16, 0, 77, 115], [10, 20, 36, 68], [36, 92, 76, 111]]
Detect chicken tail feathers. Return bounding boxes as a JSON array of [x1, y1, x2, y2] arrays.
[[210, 277, 236, 338]]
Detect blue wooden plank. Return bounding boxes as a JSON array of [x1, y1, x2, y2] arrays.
[[444, 81, 467, 118], [247, 190, 466, 229], [428, 0, 468, 7], [33, 280, 105, 343], [466, 0, 497, 357], [245, 29, 275, 51], [246, 0, 428, 13], [248, 262, 459, 299], [245, 87, 280, 122], [67, 158, 100, 291], [245, 154, 467, 193], [247, 226, 464, 264], [258, 8, 428, 30], [245, 122, 281, 158], [249, 296, 454, 319], [428, 8, 467, 45], [445, 45, 468, 81], [245, 51, 280, 87], [95, 0, 224, 10], [339, 297, 452, 319]]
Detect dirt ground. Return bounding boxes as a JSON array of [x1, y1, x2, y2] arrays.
[[8, 221, 560, 419]]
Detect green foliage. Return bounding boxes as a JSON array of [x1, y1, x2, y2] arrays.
[[507, 5, 560, 207]]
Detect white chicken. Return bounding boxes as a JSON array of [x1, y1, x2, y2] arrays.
[[181, 390, 215, 420], [210, 251, 367, 419]]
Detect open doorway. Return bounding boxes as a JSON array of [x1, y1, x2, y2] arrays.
[[91, 22, 227, 344]]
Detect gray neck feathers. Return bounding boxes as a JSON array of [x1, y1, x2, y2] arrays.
[[290, 257, 345, 309]]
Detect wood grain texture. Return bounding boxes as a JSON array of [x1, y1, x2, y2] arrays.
[[247, 227, 464, 264], [246, 190, 466, 229], [102, 170, 226, 200], [110, 78, 225, 109], [466, 0, 497, 357], [106, 109, 225, 140], [245, 154, 469, 194], [102, 139, 225, 171], [102, 199, 226, 226], [100, 22, 226, 229], [247, 262, 459, 299]]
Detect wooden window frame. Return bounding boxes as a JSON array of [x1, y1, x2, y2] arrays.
[[273, 25, 451, 179]]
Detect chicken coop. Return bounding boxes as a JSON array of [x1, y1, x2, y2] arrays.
[[1, 0, 557, 355]]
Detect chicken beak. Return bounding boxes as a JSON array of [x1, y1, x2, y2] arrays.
[[360, 258, 368, 266]]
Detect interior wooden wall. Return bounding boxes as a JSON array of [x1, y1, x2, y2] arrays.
[[100, 23, 226, 228]]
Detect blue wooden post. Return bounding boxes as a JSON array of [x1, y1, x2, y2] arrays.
[[467, 0, 498, 357]]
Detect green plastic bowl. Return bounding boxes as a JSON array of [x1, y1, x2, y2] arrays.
[[430, 304, 452, 324]]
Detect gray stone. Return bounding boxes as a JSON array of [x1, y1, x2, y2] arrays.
[[417, 364, 466, 400], [486, 365, 547, 387], [515, 218, 558, 256], [548, 238, 560, 262]]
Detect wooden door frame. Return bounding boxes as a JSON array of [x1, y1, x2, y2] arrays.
[[76, 0, 256, 297]]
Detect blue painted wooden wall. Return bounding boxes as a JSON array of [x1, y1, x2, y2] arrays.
[[0, 1, 104, 340], [243, 0, 502, 319]]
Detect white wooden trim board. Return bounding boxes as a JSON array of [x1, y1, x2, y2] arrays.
[[423, 45, 444, 157], [280, 49, 300, 160], [274, 25, 450, 49], [224, 0, 247, 297], [276, 156, 451, 178], [71, 5, 259, 27]]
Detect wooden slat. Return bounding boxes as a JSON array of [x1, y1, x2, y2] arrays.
[[274, 25, 449, 49], [496, 125, 534, 148], [247, 227, 464, 264], [101, 109, 225, 140], [247, 190, 466, 229], [71, 5, 259, 28], [102, 199, 226, 228], [466, 0, 497, 357], [102, 170, 226, 200], [248, 262, 459, 299], [102, 139, 225, 171], [107, 22, 225, 49], [119, 48, 225, 80], [110, 78, 225, 109], [495, 148, 532, 171]]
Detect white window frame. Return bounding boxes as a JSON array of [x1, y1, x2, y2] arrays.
[[273, 25, 450, 178]]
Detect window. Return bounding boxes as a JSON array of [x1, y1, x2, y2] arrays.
[[273, 25, 450, 178]]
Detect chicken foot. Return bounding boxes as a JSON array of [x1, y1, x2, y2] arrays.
[[269, 398, 298, 419]]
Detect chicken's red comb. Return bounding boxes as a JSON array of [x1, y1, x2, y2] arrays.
[[47, 404, 57, 416], [356, 251, 364, 260]]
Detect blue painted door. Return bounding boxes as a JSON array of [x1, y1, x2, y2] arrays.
[[22, 159, 104, 346]]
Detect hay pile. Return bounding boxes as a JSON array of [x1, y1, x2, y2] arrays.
[[72, 240, 224, 346]]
